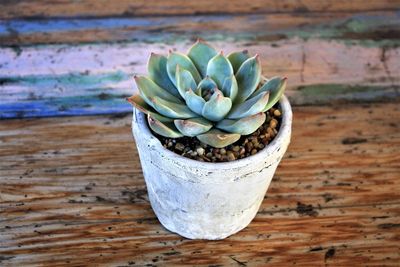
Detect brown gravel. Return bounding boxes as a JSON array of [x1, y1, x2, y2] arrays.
[[155, 105, 282, 162]]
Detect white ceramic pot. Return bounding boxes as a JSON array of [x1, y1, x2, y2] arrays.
[[131, 95, 292, 240]]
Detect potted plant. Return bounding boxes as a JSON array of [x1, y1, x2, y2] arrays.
[[127, 40, 292, 240]]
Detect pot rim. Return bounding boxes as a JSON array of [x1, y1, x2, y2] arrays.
[[133, 95, 292, 170]]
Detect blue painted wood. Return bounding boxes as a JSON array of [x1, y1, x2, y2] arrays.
[[0, 95, 131, 119], [0, 12, 399, 119], [0, 12, 399, 44], [0, 71, 133, 118]]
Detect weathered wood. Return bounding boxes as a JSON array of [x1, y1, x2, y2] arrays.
[[1, 0, 399, 19], [1, 102, 399, 266], [1, 40, 399, 118], [1, 11, 399, 45]]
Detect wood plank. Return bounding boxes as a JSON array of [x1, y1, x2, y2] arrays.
[[0, 102, 399, 266], [1, 39, 399, 118], [1, 11, 399, 46], [1, 0, 399, 19]]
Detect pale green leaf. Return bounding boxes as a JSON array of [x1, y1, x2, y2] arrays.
[[174, 117, 212, 137], [147, 114, 183, 138], [216, 113, 266, 135], [227, 92, 269, 119], [187, 39, 218, 77], [235, 55, 262, 103], [206, 52, 233, 89], [227, 50, 250, 73], [147, 53, 180, 98], [202, 89, 232, 122], [197, 129, 240, 148], [167, 52, 201, 86]]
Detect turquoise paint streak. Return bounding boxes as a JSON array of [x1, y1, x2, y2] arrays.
[[0, 71, 132, 101], [0, 94, 132, 119], [0, 71, 129, 87], [0, 13, 398, 46], [0, 71, 134, 118]]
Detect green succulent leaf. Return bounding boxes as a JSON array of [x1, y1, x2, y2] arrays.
[[126, 94, 173, 122], [202, 89, 232, 122], [167, 52, 201, 86], [176, 65, 197, 99], [135, 76, 183, 108], [197, 129, 240, 148], [206, 52, 234, 89], [147, 114, 184, 138], [185, 89, 206, 115], [187, 39, 218, 77], [196, 76, 217, 96], [216, 112, 266, 135], [262, 77, 287, 112], [150, 96, 197, 119], [235, 55, 262, 103], [227, 92, 269, 119], [227, 50, 250, 73], [249, 77, 283, 98], [174, 117, 213, 137], [148, 53, 181, 98], [221, 75, 238, 101], [133, 42, 287, 145]]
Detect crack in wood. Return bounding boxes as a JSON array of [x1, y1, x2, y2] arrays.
[[300, 44, 306, 83], [229, 255, 247, 266], [380, 46, 399, 95]]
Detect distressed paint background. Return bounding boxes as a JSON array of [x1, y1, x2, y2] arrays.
[[0, 1, 399, 118]]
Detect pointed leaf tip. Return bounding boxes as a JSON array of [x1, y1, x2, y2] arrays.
[[197, 129, 240, 148], [135, 75, 183, 109], [202, 90, 232, 122], [227, 91, 269, 119], [185, 89, 206, 115], [206, 53, 233, 89], [176, 66, 197, 99], [234, 55, 262, 103], [187, 40, 218, 77], [262, 76, 287, 112], [221, 75, 238, 102], [167, 51, 201, 86], [147, 53, 181, 98], [174, 117, 212, 137], [227, 50, 251, 73], [217, 112, 266, 135], [150, 96, 197, 119], [147, 115, 183, 138], [127, 94, 172, 122]]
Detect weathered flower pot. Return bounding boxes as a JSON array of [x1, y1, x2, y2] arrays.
[[131, 95, 292, 240]]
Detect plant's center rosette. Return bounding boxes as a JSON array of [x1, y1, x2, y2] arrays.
[[158, 105, 282, 162], [127, 40, 287, 160]]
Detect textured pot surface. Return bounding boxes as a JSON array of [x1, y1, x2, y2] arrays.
[[131, 95, 292, 240]]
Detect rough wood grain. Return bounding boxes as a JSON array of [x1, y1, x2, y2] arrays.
[[1, 0, 399, 19], [1, 39, 399, 118], [1, 102, 399, 266], [1, 11, 399, 45]]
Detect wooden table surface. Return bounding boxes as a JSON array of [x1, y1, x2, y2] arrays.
[[1, 1, 400, 266]]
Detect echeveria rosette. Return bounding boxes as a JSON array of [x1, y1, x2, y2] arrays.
[[127, 40, 287, 148]]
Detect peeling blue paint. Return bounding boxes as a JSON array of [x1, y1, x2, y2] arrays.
[[0, 71, 129, 88], [0, 71, 134, 118], [0, 15, 231, 35], [0, 12, 398, 45], [0, 94, 131, 119]]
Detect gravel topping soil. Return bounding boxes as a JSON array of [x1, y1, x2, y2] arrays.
[[154, 105, 282, 162]]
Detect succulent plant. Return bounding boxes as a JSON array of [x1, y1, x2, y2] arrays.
[[127, 40, 287, 148]]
